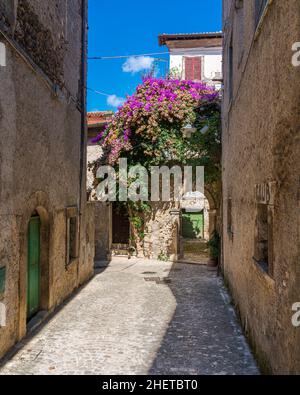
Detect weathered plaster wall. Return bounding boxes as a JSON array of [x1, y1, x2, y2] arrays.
[[87, 143, 103, 195], [0, 0, 93, 359], [222, 0, 300, 373], [87, 142, 111, 262], [93, 202, 111, 261], [79, 202, 95, 285], [0, 215, 19, 358]]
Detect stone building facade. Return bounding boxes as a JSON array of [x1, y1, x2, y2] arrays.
[[0, 0, 95, 359], [222, 0, 300, 373], [159, 32, 222, 89]]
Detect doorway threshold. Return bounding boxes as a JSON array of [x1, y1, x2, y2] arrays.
[[27, 310, 48, 335]]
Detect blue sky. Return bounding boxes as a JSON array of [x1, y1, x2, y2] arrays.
[[87, 0, 222, 112]]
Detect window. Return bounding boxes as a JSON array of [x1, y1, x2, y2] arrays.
[[184, 57, 202, 81], [66, 206, 79, 266], [254, 203, 273, 276], [255, 0, 268, 26]]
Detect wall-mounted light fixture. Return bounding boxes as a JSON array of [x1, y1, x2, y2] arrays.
[[182, 123, 196, 138]]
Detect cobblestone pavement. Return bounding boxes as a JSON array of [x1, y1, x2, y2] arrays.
[[0, 258, 259, 375]]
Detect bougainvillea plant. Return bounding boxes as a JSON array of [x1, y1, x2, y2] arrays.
[[92, 77, 219, 168], [91, 77, 221, 255]]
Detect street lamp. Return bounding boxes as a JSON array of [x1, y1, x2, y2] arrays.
[[182, 123, 197, 138]]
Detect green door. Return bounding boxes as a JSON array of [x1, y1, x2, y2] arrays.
[[182, 211, 204, 239], [27, 215, 41, 319]]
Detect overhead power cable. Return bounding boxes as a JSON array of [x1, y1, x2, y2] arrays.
[[88, 51, 169, 60], [87, 87, 112, 97]]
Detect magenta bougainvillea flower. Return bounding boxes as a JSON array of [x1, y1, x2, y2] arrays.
[[93, 77, 219, 165]]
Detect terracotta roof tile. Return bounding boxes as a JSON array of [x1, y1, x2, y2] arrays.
[[87, 111, 113, 127]]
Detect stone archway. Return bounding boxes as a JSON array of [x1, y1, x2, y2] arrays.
[[180, 188, 217, 240], [178, 187, 217, 263], [204, 187, 218, 238], [18, 191, 51, 340]]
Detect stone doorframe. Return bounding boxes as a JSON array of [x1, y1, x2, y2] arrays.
[[179, 188, 217, 235], [203, 187, 218, 236], [178, 187, 217, 259], [18, 191, 52, 341]]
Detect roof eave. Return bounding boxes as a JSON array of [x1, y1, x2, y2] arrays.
[[159, 32, 223, 46]]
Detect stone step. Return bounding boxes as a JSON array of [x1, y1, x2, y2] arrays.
[[111, 244, 131, 256]]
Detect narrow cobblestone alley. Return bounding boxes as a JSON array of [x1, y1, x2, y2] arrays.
[[0, 259, 259, 375]]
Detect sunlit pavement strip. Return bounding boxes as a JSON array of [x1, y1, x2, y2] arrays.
[[0, 258, 259, 375]]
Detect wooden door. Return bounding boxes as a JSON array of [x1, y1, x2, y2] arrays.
[[27, 215, 41, 319], [112, 204, 130, 244], [182, 211, 204, 239]]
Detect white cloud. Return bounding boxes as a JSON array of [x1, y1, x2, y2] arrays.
[[122, 56, 155, 74], [107, 94, 125, 108]]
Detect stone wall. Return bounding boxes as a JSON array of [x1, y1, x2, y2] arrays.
[[142, 192, 217, 261], [143, 202, 180, 261], [222, 0, 300, 373], [0, 0, 93, 359], [0, 0, 67, 87], [79, 202, 95, 285], [14, 0, 65, 87], [0, 1, 17, 33]]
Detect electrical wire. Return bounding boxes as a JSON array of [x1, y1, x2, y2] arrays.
[[88, 51, 169, 60], [87, 87, 112, 97]]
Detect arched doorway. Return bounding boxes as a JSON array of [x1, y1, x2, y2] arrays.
[[179, 191, 213, 263], [27, 212, 41, 320], [25, 206, 50, 322], [180, 191, 210, 240], [18, 193, 51, 341], [181, 209, 205, 239]]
